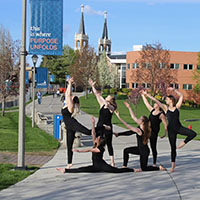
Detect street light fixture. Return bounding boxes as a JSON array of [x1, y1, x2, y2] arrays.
[[31, 54, 38, 127]]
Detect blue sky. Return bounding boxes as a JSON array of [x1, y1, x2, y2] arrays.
[[0, 0, 200, 65]]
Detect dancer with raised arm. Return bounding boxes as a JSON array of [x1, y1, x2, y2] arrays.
[[61, 77, 91, 169], [56, 117, 135, 173], [114, 102, 166, 172], [141, 90, 168, 166], [88, 78, 117, 166], [142, 88, 197, 172]]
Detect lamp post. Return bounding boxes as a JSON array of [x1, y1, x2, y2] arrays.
[[31, 54, 38, 128], [17, 0, 27, 169]]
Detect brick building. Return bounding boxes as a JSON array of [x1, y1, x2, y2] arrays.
[[126, 50, 200, 98]]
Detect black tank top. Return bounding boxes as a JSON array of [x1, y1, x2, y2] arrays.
[[97, 105, 113, 127], [137, 127, 150, 154], [61, 107, 73, 128], [92, 145, 105, 164], [167, 108, 182, 130], [149, 109, 162, 135]]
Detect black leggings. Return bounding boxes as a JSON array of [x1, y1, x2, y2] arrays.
[[168, 126, 197, 162], [66, 118, 91, 164], [123, 146, 159, 171], [96, 128, 114, 156], [150, 132, 158, 165], [65, 160, 134, 173]]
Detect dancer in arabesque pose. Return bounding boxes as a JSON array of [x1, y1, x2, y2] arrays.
[[61, 77, 91, 169]]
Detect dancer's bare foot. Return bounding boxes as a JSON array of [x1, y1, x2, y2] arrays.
[[153, 164, 157, 167], [170, 168, 175, 173], [159, 165, 166, 171], [66, 164, 72, 169], [134, 168, 142, 173], [170, 162, 175, 173], [111, 162, 115, 167], [56, 168, 66, 174], [177, 141, 185, 149], [122, 166, 127, 168]]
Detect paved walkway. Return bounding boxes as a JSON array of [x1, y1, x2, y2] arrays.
[[0, 95, 200, 200]]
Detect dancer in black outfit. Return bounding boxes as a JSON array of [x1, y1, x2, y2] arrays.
[[144, 88, 197, 172], [88, 78, 117, 167], [56, 117, 134, 173], [141, 91, 168, 166], [61, 77, 91, 169], [114, 102, 166, 172]]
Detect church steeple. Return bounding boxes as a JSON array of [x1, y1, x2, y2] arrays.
[[75, 5, 89, 50], [98, 11, 111, 56]]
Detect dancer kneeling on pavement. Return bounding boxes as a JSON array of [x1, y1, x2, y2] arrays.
[[114, 102, 166, 172], [142, 88, 197, 172], [61, 77, 91, 169], [56, 117, 135, 173]]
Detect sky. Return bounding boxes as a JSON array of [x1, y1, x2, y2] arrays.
[[0, 0, 200, 65]]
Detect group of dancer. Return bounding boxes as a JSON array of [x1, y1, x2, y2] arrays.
[[56, 77, 197, 174]]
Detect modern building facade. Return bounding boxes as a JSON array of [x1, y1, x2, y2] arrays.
[[126, 50, 199, 98]]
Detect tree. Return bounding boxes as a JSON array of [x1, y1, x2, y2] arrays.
[[40, 45, 76, 85], [97, 51, 118, 89], [70, 46, 98, 98], [0, 25, 20, 116], [134, 43, 177, 96]]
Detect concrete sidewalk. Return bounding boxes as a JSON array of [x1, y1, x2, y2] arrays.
[[0, 95, 199, 200]]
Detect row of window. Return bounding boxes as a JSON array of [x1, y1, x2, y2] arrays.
[[130, 83, 193, 90], [127, 63, 200, 70]]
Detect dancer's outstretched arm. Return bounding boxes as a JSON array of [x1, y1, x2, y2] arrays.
[[124, 102, 141, 125], [65, 77, 74, 111], [91, 116, 96, 144], [167, 87, 183, 109], [141, 93, 153, 112], [88, 78, 106, 107], [141, 90, 168, 113], [114, 111, 142, 136]]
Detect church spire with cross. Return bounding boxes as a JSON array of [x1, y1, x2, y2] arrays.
[[98, 11, 111, 56], [75, 4, 89, 50]]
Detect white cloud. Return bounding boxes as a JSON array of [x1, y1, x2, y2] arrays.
[[76, 5, 104, 16]]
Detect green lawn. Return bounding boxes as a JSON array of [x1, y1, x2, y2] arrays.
[[0, 111, 59, 191], [0, 112, 59, 152], [0, 164, 38, 190], [80, 94, 200, 140]]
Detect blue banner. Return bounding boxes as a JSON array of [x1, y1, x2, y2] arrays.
[[35, 67, 48, 88], [26, 71, 29, 84], [50, 74, 55, 82], [29, 0, 63, 55]]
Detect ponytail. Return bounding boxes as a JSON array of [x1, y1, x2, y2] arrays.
[[142, 116, 151, 145]]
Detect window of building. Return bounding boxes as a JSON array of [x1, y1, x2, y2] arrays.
[[197, 65, 200, 70], [170, 83, 179, 89], [160, 63, 167, 69], [184, 64, 193, 70], [142, 63, 152, 68], [142, 83, 151, 89], [183, 84, 192, 90], [170, 63, 180, 69], [127, 64, 130, 69], [132, 63, 139, 69], [126, 83, 129, 88], [132, 83, 138, 88]]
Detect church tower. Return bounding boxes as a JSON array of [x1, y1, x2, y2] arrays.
[[98, 11, 111, 56], [75, 5, 89, 50]]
